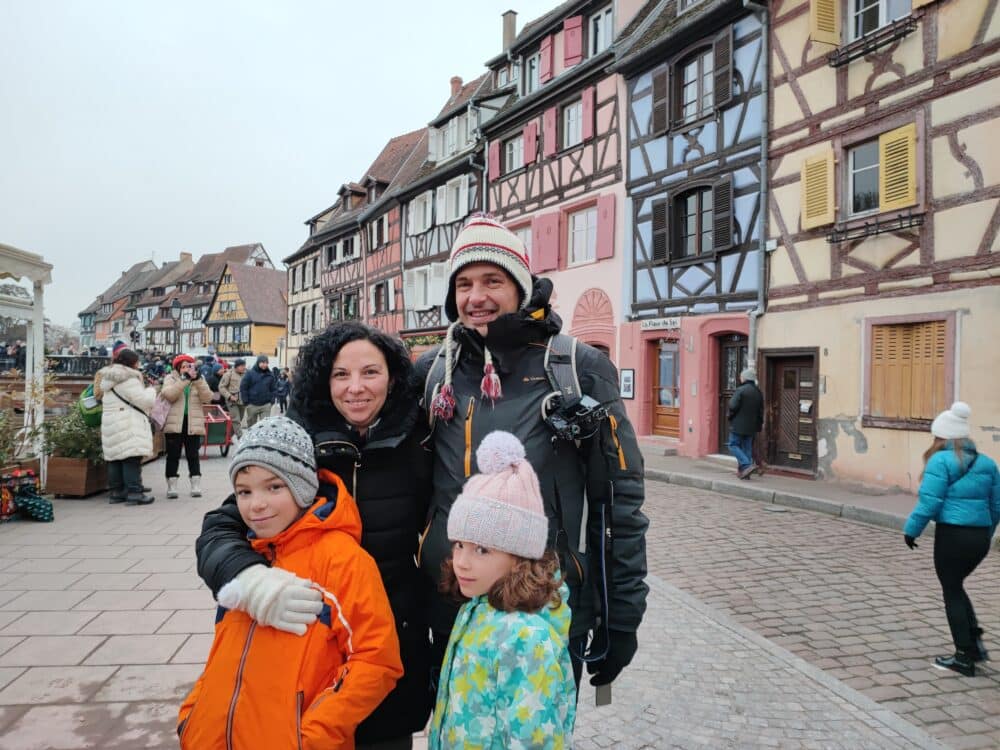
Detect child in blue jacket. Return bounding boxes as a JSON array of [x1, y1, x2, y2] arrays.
[[904, 402, 1000, 677], [429, 431, 576, 749]]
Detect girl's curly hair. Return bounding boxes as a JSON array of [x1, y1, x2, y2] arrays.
[[440, 548, 563, 614], [289, 321, 413, 420]]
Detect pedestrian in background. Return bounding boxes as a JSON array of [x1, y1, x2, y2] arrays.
[[219, 358, 247, 439], [275, 368, 291, 414], [727, 368, 764, 479], [429, 431, 576, 749], [240, 354, 276, 428], [160, 354, 213, 499], [903, 402, 1000, 677], [95, 347, 156, 506]]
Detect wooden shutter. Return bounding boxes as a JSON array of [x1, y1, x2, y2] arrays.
[[651, 69, 668, 135], [368, 285, 376, 318], [879, 123, 917, 212], [713, 177, 733, 251], [801, 150, 835, 229], [532, 213, 560, 273], [564, 16, 584, 66], [581, 85, 596, 141], [596, 194, 616, 260], [488, 140, 501, 180], [713, 28, 733, 109], [459, 175, 470, 219], [543, 107, 558, 157], [435, 186, 447, 225], [652, 199, 669, 263], [386, 280, 395, 311], [403, 269, 416, 312], [523, 121, 538, 164], [431, 262, 449, 307], [427, 127, 439, 161], [909, 320, 946, 420], [809, 0, 840, 46], [540, 35, 554, 83]]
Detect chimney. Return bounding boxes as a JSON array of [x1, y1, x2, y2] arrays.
[[502, 10, 517, 51], [450, 76, 463, 98], [179, 252, 192, 263]]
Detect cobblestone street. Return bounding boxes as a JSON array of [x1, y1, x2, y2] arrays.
[[643, 479, 1000, 749], [0, 452, 991, 748]]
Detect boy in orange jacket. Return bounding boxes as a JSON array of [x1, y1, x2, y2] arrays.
[[177, 416, 402, 749]]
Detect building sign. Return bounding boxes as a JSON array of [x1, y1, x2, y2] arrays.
[[639, 316, 681, 331]]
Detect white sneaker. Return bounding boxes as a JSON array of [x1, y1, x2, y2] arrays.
[[190, 476, 202, 498], [166, 477, 179, 499]]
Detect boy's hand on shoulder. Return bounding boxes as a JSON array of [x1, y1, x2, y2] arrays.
[[218, 564, 323, 635]]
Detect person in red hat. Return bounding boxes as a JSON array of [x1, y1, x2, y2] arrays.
[[159, 354, 213, 499]]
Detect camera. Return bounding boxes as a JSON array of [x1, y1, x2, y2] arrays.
[[545, 394, 608, 442]]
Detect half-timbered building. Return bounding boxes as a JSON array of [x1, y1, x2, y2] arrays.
[[398, 75, 493, 340], [614, 0, 767, 458], [482, 2, 649, 360], [759, 0, 1000, 486]]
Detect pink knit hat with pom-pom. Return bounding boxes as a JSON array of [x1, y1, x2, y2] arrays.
[[447, 431, 549, 560]]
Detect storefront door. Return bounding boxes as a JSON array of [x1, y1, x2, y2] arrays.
[[717, 334, 748, 452], [765, 354, 818, 472], [652, 340, 679, 437]]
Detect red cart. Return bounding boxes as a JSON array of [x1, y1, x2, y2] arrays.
[[202, 404, 234, 457]]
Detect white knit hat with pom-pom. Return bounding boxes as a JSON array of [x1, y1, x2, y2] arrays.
[[447, 430, 549, 560], [931, 401, 972, 440]]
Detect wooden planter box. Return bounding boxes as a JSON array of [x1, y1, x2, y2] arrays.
[[46, 457, 107, 497]]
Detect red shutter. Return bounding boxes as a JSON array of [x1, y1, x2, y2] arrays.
[[543, 107, 558, 157], [532, 213, 560, 273], [539, 35, 554, 83], [564, 16, 584, 66], [581, 85, 595, 141], [488, 140, 501, 180], [596, 195, 616, 260], [523, 121, 538, 164]]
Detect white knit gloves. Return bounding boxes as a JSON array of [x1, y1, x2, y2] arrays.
[[217, 564, 323, 635]]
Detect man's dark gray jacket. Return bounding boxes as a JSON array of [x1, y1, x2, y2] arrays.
[[415, 278, 649, 640]]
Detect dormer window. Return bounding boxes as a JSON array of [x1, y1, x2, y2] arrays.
[[524, 53, 541, 95], [497, 67, 509, 86], [589, 6, 613, 56]]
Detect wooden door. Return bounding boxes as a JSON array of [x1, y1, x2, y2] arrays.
[[717, 334, 748, 451], [652, 341, 679, 437], [767, 357, 817, 471]]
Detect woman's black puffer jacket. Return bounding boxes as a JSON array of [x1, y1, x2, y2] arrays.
[[195, 385, 434, 744]]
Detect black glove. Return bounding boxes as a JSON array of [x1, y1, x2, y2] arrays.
[[904, 534, 918, 550], [586, 630, 638, 686]]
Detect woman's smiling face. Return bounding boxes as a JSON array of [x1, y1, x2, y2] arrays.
[[329, 339, 391, 431]]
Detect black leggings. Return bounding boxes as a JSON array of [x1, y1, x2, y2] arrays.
[[934, 523, 991, 653], [165, 417, 202, 478]]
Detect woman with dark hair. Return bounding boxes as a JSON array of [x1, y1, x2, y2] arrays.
[[96, 347, 156, 505], [194, 321, 434, 749], [904, 401, 1000, 677]]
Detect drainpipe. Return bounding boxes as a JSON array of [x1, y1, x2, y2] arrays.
[[744, 0, 769, 366]]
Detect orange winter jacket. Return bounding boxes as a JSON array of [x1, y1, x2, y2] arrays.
[[177, 470, 402, 750]]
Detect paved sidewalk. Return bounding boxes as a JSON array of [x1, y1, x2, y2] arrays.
[[639, 442, 921, 532]]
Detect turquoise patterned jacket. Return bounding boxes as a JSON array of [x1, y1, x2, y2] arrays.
[[428, 584, 577, 749]]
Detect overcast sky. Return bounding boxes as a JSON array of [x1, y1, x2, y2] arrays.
[[0, 0, 556, 326]]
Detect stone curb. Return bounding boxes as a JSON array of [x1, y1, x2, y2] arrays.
[[645, 468, 921, 534], [646, 573, 949, 750]]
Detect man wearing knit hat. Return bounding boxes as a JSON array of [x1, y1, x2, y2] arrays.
[[727, 368, 764, 479], [415, 213, 649, 691]]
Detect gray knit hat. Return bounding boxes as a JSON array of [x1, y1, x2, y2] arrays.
[[228, 416, 318, 508], [447, 431, 548, 560]]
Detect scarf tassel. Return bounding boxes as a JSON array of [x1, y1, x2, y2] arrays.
[[431, 383, 456, 421], [480, 362, 503, 403]]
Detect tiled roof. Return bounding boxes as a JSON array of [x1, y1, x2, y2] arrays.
[[227, 265, 287, 326], [434, 73, 492, 122], [144, 316, 176, 330], [364, 128, 425, 185], [78, 297, 101, 316], [97, 261, 156, 305], [178, 245, 258, 285], [515, 0, 583, 50], [615, 0, 727, 72]]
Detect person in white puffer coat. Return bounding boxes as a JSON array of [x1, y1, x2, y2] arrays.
[[97, 348, 156, 505]]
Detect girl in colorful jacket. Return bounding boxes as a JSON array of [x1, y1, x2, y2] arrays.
[[429, 431, 577, 750], [178, 416, 402, 749], [904, 402, 1000, 678]]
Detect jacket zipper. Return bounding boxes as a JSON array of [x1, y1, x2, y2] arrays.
[[464, 398, 475, 478], [296, 691, 304, 750], [225, 621, 257, 749]]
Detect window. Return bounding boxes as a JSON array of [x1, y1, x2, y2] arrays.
[[312, 258, 319, 286], [677, 49, 714, 124], [343, 292, 359, 320], [674, 187, 713, 258], [303, 261, 311, 288], [441, 176, 469, 222], [497, 67, 509, 86], [852, 0, 911, 40], [679, 0, 706, 11], [562, 101, 582, 149], [342, 236, 355, 259], [222, 274, 232, 284], [511, 224, 532, 262], [404, 262, 447, 310], [504, 135, 524, 173], [867, 317, 950, 426], [568, 207, 597, 265], [328, 297, 341, 322], [409, 192, 434, 233], [524, 53, 540, 94], [311, 303, 318, 329], [589, 6, 613, 56], [848, 140, 879, 216], [376, 216, 385, 247], [325, 244, 335, 266], [446, 117, 458, 155]]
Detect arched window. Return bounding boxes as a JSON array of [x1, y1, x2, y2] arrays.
[[674, 186, 713, 258]]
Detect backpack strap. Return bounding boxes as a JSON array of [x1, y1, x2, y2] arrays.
[[542, 334, 582, 415]]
